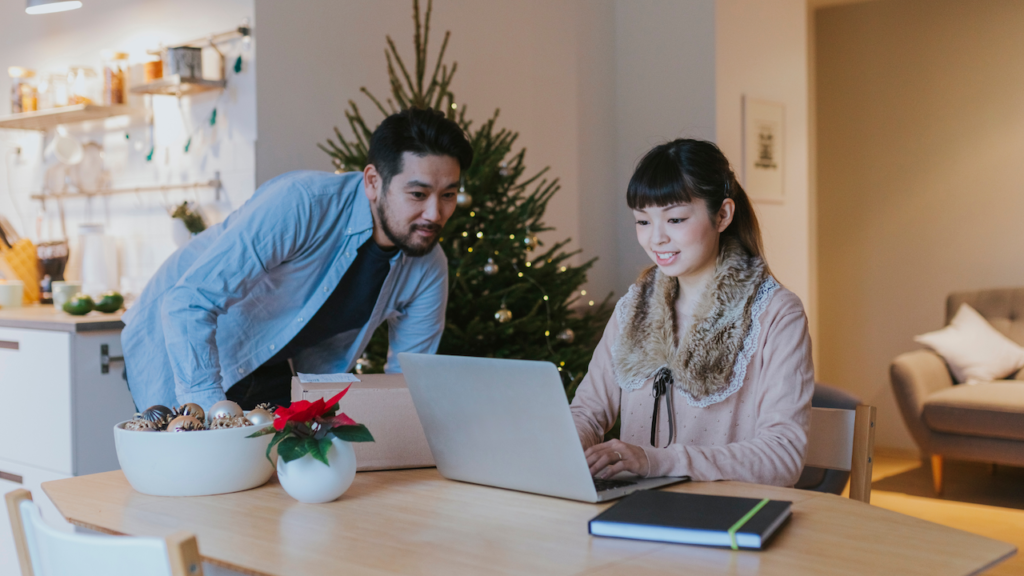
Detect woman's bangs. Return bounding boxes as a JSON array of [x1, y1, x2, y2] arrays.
[[626, 150, 691, 210]]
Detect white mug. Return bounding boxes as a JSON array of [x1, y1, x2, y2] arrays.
[[0, 280, 24, 309], [44, 134, 83, 166], [52, 281, 82, 310]]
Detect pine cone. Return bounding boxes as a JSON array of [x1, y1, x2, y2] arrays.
[[124, 418, 158, 432], [208, 415, 253, 430]]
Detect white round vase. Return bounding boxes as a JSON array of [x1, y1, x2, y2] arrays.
[[276, 437, 356, 503]]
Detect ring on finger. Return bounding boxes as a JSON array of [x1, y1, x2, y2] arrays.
[[613, 451, 623, 462]]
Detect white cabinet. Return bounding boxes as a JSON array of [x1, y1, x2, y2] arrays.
[[0, 327, 73, 474], [0, 317, 135, 576], [0, 326, 134, 476]]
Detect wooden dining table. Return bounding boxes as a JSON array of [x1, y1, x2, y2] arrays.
[[42, 468, 1015, 576]]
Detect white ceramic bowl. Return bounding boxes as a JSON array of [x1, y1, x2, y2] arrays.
[[114, 420, 276, 497]]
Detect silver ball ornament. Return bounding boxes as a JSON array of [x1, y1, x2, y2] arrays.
[[556, 328, 576, 344], [483, 258, 499, 276], [494, 305, 513, 324], [209, 400, 244, 421], [456, 191, 473, 208], [246, 407, 274, 427], [499, 161, 511, 177]]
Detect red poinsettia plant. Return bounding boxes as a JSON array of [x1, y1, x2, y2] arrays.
[[248, 386, 373, 466]]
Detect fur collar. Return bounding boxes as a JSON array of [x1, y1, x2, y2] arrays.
[[612, 239, 769, 403]]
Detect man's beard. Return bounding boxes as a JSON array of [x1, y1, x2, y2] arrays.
[[376, 197, 442, 257]]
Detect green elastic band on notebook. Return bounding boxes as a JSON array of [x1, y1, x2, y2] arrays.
[[727, 498, 770, 550]]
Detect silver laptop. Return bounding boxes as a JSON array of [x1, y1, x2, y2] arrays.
[[398, 353, 687, 502]]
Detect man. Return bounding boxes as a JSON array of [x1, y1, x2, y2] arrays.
[[121, 108, 473, 411]]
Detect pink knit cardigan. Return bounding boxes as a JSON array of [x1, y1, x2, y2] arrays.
[[570, 283, 814, 487]]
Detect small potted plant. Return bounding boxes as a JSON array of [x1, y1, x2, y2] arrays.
[[249, 387, 373, 503], [170, 202, 206, 247]]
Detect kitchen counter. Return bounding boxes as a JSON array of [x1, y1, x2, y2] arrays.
[[0, 304, 124, 332]]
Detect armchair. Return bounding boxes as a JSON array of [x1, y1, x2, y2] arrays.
[[890, 288, 1024, 494]]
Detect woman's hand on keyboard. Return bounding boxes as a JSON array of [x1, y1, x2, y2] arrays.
[[585, 439, 650, 479]]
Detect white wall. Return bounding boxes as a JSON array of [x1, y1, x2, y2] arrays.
[[816, 0, 1024, 451], [716, 0, 812, 325], [611, 1, 718, 294], [0, 0, 255, 297], [254, 0, 727, 302]]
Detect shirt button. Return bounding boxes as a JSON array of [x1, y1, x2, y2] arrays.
[[323, 287, 328, 292], [269, 344, 276, 350], [237, 367, 245, 374], [297, 317, 303, 322]]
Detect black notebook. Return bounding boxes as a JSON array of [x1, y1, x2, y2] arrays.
[[588, 490, 792, 550]]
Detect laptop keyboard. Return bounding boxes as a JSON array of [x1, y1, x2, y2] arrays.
[[592, 477, 638, 492]]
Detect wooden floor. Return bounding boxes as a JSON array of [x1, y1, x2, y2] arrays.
[[858, 451, 1024, 576]]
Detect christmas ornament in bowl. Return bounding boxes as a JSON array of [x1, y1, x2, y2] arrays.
[[114, 400, 276, 497], [249, 386, 374, 503]]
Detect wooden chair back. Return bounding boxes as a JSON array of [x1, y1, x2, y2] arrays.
[[804, 405, 877, 503], [4, 489, 203, 576]]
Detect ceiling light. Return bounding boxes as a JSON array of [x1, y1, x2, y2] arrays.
[[26, 0, 82, 15]]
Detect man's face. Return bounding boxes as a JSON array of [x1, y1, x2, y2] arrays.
[[364, 152, 461, 257]]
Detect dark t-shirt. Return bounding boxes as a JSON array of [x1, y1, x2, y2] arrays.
[[228, 237, 397, 407]]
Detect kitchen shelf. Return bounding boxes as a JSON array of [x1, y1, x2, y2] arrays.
[[30, 176, 222, 202], [0, 104, 139, 131], [130, 75, 227, 97]]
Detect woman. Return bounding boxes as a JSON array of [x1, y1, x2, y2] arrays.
[[570, 139, 813, 487]]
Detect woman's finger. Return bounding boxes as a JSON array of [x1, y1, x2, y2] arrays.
[[589, 452, 615, 476]]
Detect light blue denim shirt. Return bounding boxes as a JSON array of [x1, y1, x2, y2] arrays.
[[121, 170, 448, 411]]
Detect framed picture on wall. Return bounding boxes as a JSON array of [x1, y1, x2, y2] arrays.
[[742, 97, 785, 204]]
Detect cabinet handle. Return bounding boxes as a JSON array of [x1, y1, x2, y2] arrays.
[[101, 344, 125, 374], [0, 340, 18, 351], [0, 470, 23, 484]]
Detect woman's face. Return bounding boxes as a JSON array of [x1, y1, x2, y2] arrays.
[[633, 198, 734, 280]]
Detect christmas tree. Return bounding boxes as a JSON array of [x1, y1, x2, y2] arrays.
[[319, 0, 612, 397]]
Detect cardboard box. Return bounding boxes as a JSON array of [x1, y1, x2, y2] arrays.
[[291, 374, 435, 472]]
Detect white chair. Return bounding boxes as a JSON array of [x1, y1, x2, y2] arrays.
[[804, 405, 877, 503], [5, 489, 203, 576]]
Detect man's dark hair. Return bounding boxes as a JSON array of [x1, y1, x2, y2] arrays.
[[367, 108, 474, 192]]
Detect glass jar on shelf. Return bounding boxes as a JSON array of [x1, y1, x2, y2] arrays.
[[38, 72, 69, 109], [8, 67, 38, 113], [143, 56, 163, 84], [67, 66, 100, 106], [101, 50, 129, 105]]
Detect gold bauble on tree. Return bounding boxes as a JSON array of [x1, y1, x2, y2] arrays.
[[483, 258, 499, 275], [456, 186, 473, 208], [355, 353, 375, 374], [494, 305, 513, 323], [556, 328, 575, 344], [523, 233, 539, 251]]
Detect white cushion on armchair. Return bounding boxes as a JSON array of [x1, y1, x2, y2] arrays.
[[914, 303, 1024, 384]]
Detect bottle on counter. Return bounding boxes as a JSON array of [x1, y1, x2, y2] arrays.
[[8, 67, 38, 113], [102, 50, 129, 105]]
